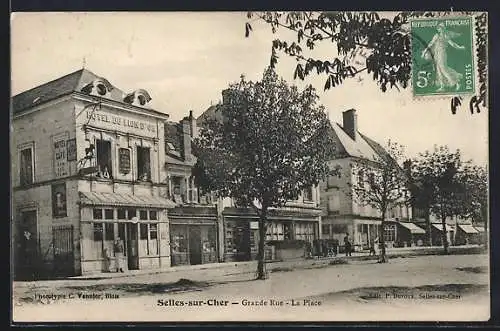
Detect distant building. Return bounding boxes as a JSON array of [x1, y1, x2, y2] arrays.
[[318, 109, 421, 251], [11, 68, 177, 279]]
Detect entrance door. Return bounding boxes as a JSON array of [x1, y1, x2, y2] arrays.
[[53, 225, 75, 277], [189, 226, 202, 265], [126, 223, 139, 270], [16, 210, 38, 280]]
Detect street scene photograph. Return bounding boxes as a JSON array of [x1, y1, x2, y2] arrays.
[[10, 11, 489, 323]]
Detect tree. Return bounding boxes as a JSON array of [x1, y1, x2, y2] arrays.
[[351, 140, 408, 263], [192, 67, 336, 280], [410, 146, 465, 254], [245, 11, 488, 115], [458, 163, 488, 246]]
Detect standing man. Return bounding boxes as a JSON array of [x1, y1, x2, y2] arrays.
[[344, 233, 352, 257], [114, 237, 125, 273]]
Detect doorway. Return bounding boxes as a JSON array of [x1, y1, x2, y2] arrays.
[[189, 226, 202, 265], [16, 210, 38, 280], [126, 223, 139, 270]]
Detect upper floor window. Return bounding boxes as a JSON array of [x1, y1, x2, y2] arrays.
[[96, 139, 113, 179], [19, 147, 34, 186], [137, 146, 151, 181], [303, 187, 314, 202]]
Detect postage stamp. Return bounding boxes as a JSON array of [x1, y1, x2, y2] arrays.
[[411, 16, 475, 97]]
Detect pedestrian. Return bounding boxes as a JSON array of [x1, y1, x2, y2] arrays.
[[344, 233, 352, 257], [114, 237, 125, 273]]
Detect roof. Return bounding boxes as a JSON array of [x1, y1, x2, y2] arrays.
[[79, 191, 176, 209], [164, 121, 197, 167], [328, 121, 381, 162], [458, 224, 479, 234], [196, 104, 220, 127], [398, 222, 426, 234], [12, 68, 126, 115]]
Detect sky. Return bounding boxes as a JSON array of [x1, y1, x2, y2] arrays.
[[11, 12, 488, 165]]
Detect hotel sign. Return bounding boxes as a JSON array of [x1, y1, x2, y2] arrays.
[[86, 111, 156, 133], [119, 148, 131, 174]]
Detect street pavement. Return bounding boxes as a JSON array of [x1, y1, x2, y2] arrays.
[[12, 253, 490, 322]]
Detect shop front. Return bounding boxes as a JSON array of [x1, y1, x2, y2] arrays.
[[168, 206, 219, 266], [78, 191, 175, 274], [222, 207, 321, 262]]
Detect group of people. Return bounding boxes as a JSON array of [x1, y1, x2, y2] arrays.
[[343, 234, 382, 257]]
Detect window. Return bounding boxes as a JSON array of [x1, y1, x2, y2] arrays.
[[284, 223, 292, 240], [104, 209, 114, 220], [357, 169, 364, 186], [96, 139, 112, 179], [118, 223, 126, 241], [117, 209, 126, 220], [139, 210, 148, 220], [93, 208, 103, 220], [140, 223, 148, 240], [127, 209, 136, 220], [149, 223, 158, 239], [137, 146, 151, 181], [172, 177, 182, 195], [384, 224, 396, 242], [149, 210, 157, 220], [105, 223, 114, 241], [322, 224, 330, 235], [20, 147, 34, 186], [187, 176, 197, 203], [96, 83, 107, 96], [328, 191, 340, 214], [303, 187, 314, 202], [93, 223, 103, 241]]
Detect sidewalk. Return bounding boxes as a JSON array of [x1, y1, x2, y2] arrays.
[[69, 244, 484, 281]]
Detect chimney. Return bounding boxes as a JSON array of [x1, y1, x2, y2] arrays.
[[342, 109, 358, 140], [181, 118, 192, 161], [189, 110, 198, 138]]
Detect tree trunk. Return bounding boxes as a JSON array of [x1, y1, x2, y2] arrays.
[[256, 208, 268, 280], [378, 211, 387, 263], [441, 212, 449, 254], [425, 208, 432, 246]]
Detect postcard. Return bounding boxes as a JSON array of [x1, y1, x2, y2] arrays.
[[11, 11, 489, 323]]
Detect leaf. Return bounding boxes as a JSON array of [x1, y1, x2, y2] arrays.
[[324, 76, 331, 91], [245, 22, 252, 38]]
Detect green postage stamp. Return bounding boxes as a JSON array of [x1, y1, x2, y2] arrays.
[[411, 17, 475, 97]]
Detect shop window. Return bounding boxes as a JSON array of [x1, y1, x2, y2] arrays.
[[139, 210, 148, 220], [140, 223, 148, 240], [149, 210, 157, 220], [117, 209, 126, 220], [384, 224, 396, 242], [150, 224, 158, 240], [127, 209, 136, 220], [93, 208, 103, 220], [118, 223, 126, 241], [93, 223, 103, 241], [20, 147, 34, 186], [96, 139, 113, 179], [137, 146, 151, 181], [104, 209, 114, 220], [171, 226, 188, 253], [105, 223, 114, 241], [284, 223, 292, 240]]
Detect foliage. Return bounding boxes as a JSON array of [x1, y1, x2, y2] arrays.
[[193, 67, 336, 208], [192, 67, 337, 279], [351, 140, 409, 262], [245, 11, 488, 115]]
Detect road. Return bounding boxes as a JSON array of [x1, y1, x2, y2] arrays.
[[12, 254, 490, 322]]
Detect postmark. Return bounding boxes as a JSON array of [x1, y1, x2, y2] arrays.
[[411, 17, 475, 97]]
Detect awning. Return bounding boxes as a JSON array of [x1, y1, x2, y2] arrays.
[[79, 191, 176, 209], [398, 222, 426, 234], [431, 223, 454, 232], [475, 226, 486, 232], [459, 224, 479, 234]]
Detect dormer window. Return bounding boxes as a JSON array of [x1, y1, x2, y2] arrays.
[[81, 78, 113, 97], [123, 89, 152, 107]]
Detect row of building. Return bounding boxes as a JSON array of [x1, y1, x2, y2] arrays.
[[11, 69, 485, 279]]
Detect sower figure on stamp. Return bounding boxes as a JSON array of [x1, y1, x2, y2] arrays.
[[421, 22, 466, 92], [114, 237, 125, 273]]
